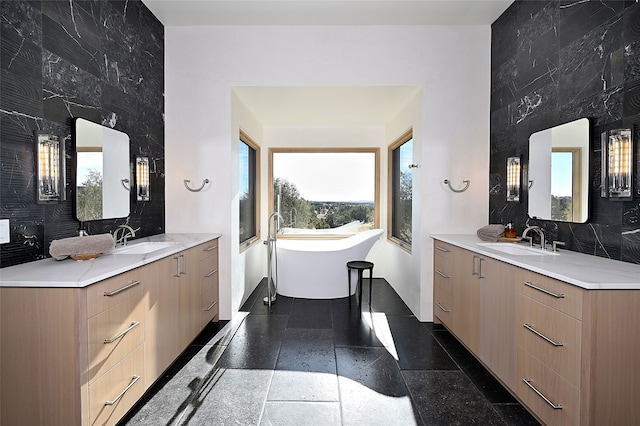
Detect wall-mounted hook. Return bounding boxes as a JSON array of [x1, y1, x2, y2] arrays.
[[528, 180, 534, 189], [444, 179, 470, 193], [121, 178, 130, 191], [184, 178, 210, 192], [408, 164, 420, 169]]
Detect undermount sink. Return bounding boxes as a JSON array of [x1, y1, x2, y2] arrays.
[[113, 241, 178, 255], [477, 242, 558, 256]]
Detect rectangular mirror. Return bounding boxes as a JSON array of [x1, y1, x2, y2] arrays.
[[74, 118, 130, 221], [528, 118, 590, 223]]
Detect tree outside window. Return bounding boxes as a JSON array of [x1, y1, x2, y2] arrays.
[[390, 131, 413, 249]]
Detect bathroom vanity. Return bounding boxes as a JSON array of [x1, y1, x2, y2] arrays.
[[432, 235, 640, 426], [0, 233, 220, 426]]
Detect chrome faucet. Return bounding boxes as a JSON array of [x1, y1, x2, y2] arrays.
[[521, 226, 546, 250], [113, 224, 137, 246]]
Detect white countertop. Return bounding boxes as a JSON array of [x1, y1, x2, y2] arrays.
[[0, 233, 221, 288], [431, 234, 640, 290]]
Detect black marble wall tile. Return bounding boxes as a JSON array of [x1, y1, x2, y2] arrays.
[[0, 0, 165, 268], [491, 0, 640, 264]]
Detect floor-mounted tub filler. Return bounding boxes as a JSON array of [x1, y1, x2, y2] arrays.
[[275, 228, 383, 299]]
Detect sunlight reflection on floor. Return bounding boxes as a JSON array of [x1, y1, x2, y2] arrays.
[[362, 311, 400, 361]]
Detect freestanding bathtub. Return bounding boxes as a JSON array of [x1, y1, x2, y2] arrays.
[[275, 229, 384, 299]]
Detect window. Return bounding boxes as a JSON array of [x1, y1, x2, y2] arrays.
[[239, 131, 259, 247], [269, 148, 379, 236], [389, 130, 413, 250]]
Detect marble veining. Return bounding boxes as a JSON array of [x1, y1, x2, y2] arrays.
[[1, 0, 165, 268], [490, 0, 640, 265]]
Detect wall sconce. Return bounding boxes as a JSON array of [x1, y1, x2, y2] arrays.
[[506, 156, 521, 202], [601, 129, 633, 199], [36, 132, 63, 203], [136, 156, 150, 201]]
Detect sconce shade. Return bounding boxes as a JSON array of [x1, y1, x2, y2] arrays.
[[36, 133, 62, 203], [506, 157, 521, 202], [601, 129, 633, 199], [136, 157, 150, 201]]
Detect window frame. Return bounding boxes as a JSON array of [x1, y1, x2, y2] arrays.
[[388, 129, 413, 252], [268, 147, 380, 239], [239, 130, 260, 251]]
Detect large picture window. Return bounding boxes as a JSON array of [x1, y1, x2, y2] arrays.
[[269, 148, 379, 236], [389, 130, 413, 250], [239, 132, 259, 247]]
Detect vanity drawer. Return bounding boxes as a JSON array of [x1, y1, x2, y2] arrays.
[[197, 239, 218, 261], [87, 270, 143, 318], [200, 256, 218, 300], [89, 344, 145, 426], [200, 251, 218, 276], [87, 295, 145, 384], [434, 283, 453, 329], [517, 347, 580, 426], [434, 255, 453, 295], [518, 270, 584, 320], [517, 294, 582, 387], [201, 281, 219, 325], [433, 240, 455, 261]]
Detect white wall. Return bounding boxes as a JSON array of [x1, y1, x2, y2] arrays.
[[383, 91, 422, 316], [165, 25, 490, 320], [230, 92, 266, 313]]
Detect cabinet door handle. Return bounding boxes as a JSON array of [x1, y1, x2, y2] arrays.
[[471, 255, 478, 276], [435, 302, 450, 312], [435, 245, 450, 253], [203, 300, 218, 311], [204, 268, 218, 278], [205, 245, 217, 251], [523, 323, 563, 346], [478, 257, 484, 279], [103, 280, 140, 297], [524, 281, 565, 298], [435, 270, 450, 279], [180, 254, 186, 275], [173, 256, 180, 277], [104, 321, 140, 344], [105, 375, 141, 406], [522, 378, 562, 410]]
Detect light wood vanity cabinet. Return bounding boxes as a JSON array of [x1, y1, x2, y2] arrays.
[[200, 241, 220, 327], [478, 258, 516, 390], [433, 242, 516, 389], [452, 247, 481, 354], [432, 238, 640, 426], [433, 242, 455, 329], [1, 269, 146, 426], [516, 270, 583, 426], [1, 237, 220, 426]]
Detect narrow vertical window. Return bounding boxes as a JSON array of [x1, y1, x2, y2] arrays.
[[239, 132, 259, 247], [389, 130, 413, 250]]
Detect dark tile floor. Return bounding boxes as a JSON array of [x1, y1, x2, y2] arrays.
[[120, 279, 540, 425]]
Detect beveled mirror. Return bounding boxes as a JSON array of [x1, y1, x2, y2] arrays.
[[74, 118, 130, 221], [528, 118, 590, 223]]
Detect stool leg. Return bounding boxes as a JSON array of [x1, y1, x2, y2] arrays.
[[369, 267, 373, 312], [358, 270, 364, 308], [347, 268, 352, 307]]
